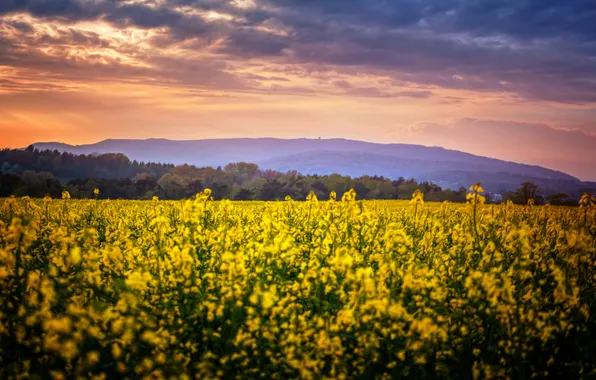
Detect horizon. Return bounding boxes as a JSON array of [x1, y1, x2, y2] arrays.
[[31, 136, 586, 183], [1, 1, 596, 180]]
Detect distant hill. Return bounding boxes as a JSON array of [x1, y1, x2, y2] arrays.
[[33, 138, 587, 193]]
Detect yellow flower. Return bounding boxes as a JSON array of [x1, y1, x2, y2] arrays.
[[70, 247, 82, 265], [580, 192, 595, 208], [62, 340, 78, 361], [50, 370, 66, 380], [61, 190, 71, 200], [94, 188, 100, 196], [466, 182, 486, 205], [341, 188, 357, 202], [45, 317, 72, 334], [0, 267, 8, 280], [1, 181, 595, 378], [125, 270, 153, 292], [410, 189, 424, 204], [306, 191, 318, 202], [261, 290, 277, 309], [87, 351, 100, 365], [469, 182, 484, 194], [112, 344, 122, 359]]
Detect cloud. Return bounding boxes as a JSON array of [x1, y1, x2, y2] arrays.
[[331, 79, 433, 98], [446, 0, 596, 41], [1, 0, 596, 175], [0, 0, 595, 103]]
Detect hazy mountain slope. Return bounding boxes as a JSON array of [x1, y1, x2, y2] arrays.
[[256, 150, 585, 192], [34, 138, 580, 191]]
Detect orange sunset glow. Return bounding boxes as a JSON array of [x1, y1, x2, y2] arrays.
[[1, 1, 595, 179]]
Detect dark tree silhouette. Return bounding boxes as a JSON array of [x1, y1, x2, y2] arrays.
[[1, 148, 592, 202]]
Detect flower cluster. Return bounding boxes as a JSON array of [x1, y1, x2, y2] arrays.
[[0, 190, 595, 379], [410, 189, 424, 205], [466, 182, 486, 206], [580, 192, 595, 208]]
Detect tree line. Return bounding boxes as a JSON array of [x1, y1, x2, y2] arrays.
[[0, 147, 581, 205], [0, 146, 173, 180]]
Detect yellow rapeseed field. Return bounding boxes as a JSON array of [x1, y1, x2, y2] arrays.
[[1, 189, 596, 379]]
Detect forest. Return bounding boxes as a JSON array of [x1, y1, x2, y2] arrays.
[[0, 146, 579, 205]]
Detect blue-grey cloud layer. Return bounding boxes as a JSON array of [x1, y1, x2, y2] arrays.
[[1, 0, 596, 102]]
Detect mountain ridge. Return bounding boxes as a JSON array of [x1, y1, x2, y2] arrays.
[[32, 138, 584, 192]]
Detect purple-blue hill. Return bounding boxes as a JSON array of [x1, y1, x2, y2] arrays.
[[33, 138, 592, 193]]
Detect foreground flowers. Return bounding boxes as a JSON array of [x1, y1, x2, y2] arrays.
[[1, 190, 595, 379]]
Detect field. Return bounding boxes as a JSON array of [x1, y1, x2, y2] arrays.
[[1, 190, 595, 379]]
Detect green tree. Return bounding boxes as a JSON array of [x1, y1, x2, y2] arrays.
[[224, 162, 259, 184], [507, 181, 543, 205], [157, 173, 186, 199], [547, 193, 575, 206]]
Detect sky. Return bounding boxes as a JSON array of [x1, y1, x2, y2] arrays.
[[0, 0, 595, 180]]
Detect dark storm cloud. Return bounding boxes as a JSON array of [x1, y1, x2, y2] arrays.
[[0, 0, 103, 21], [447, 0, 596, 41], [2, 0, 596, 41], [104, 3, 183, 28], [260, 0, 596, 41], [218, 28, 289, 56], [1, 0, 596, 102]]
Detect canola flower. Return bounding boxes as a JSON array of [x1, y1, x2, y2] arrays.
[[0, 189, 595, 379], [466, 183, 486, 206], [330, 191, 337, 202], [580, 192, 595, 208], [410, 189, 425, 205]]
